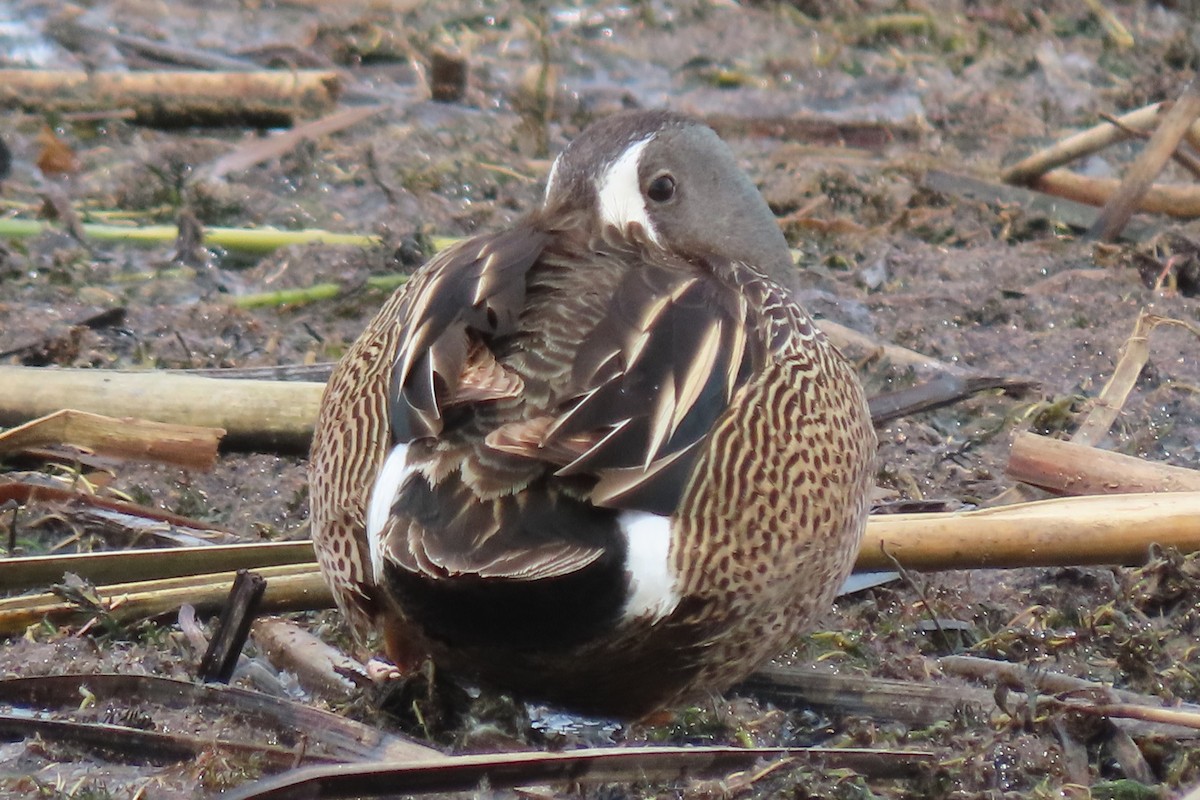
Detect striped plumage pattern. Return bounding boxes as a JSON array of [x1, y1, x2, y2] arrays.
[[308, 110, 876, 716]]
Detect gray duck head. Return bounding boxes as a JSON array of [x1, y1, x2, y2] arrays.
[[540, 110, 797, 291]]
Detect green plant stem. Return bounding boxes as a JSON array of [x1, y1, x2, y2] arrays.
[[0, 217, 378, 254], [232, 273, 409, 308], [1, 216, 461, 259]]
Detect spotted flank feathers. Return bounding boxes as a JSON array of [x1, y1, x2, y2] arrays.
[[308, 109, 877, 717]]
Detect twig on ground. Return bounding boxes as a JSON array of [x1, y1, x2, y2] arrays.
[[0, 713, 331, 770], [743, 664, 995, 727], [6, 489, 1200, 633], [0, 367, 324, 453], [0, 323, 976, 458], [225, 746, 934, 800], [0, 476, 241, 557], [203, 105, 384, 181], [750, 661, 1200, 740], [940, 655, 1199, 710], [1061, 701, 1200, 731], [1001, 103, 1200, 185], [0, 409, 223, 470], [991, 310, 1200, 506], [0, 68, 340, 127], [0, 563, 329, 636], [867, 374, 1038, 425], [859, 491, 1200, 571], [1006, 431, 1200, 495], [1081, 0, 1133, 48], [1074, 311, 1200, 446], [1032, 168, 1200, 218], [0, 672, 440, 763], [1088, 78, 1200, 240], [923, 168, 1154, 240], [941, 655, 1200, 740], [816, 317, 968, 374], [198, 570, 268, 683], [1098, 112, 1200, 179], [252, 618, 371, 702]]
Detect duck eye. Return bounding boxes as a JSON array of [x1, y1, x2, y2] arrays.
[[646, 174, 676, 203]]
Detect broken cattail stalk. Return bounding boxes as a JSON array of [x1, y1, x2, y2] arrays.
[[252, 618, 370, 701], [1089, 78, 1200, 240], [0, 491, 1197, 637], [0, 409, 222, 469], [0, 541, 316, 593], [743, 664, 998, 728], [202, 105, 384, 180], [815, 318, 968, 375], [1002, 103, 1180, 185], [0, 367, 323, 453], [940, 654, 1200, 716], [225, 745, 933, 800], [1006, 432, 1200, 496], [198, 570, 268, 683], [1074, 312, 1200, 446], [0, 563, 330, 637], [0, 69, 340, 126], [1032, 169, 1200, 218], [0, 672, 443, 763], [859, 491, 1200, 571]]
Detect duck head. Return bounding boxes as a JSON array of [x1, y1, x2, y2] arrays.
[[539, 110, 797, 291]]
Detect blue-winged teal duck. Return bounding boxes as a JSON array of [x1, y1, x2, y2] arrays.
[[309, 110, 877, 718]]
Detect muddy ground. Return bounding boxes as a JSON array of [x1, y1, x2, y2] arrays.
[[3, 0, 1200, 797]]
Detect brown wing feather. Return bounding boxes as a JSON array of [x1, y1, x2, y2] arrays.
[[543, 249, 766, 515], [390, 227, 550, 442], [455, 341, 524, 403]]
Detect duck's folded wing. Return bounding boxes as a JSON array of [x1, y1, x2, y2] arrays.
[[543, 256, 769, 516], [375, 227, 617, 582], [389, 227, 550, 443]]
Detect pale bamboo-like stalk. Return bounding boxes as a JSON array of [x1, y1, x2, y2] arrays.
[[1074, 312, 1200, 446], [0, 541, 316, 592], [858, 491, 1200, 572], [0, 409, 222, 469], [1006, 432, 1200, 496], [1003, 104, 1168, 184], [0, 367, 323, 453], [252, 618, 368, 702], [1089, 79, 1200, 240], [0, 69, 340, 125], [0, 564, 330, 637], [1031, 169, 1200, 218]]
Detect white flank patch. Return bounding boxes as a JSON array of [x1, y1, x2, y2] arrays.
[[617, 510, 679, 622], [366, 443, 414, 583], [542, 152, 563, 203], [596, 137, 662, 245]]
